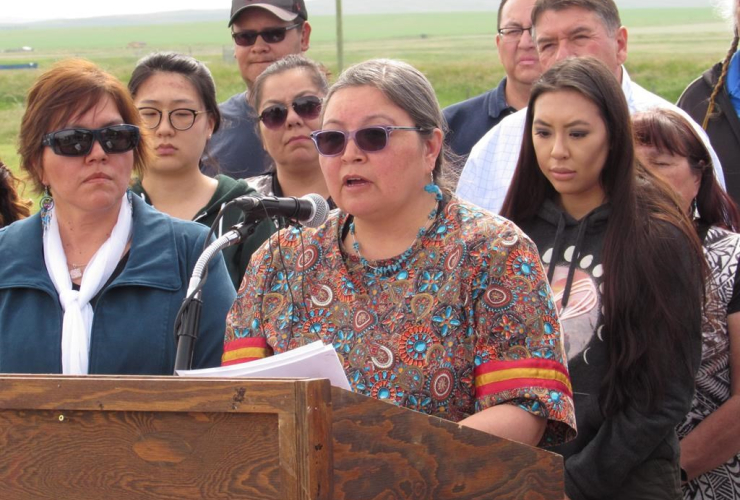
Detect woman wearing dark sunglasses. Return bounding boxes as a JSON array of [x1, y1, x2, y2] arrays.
[[223, 59, 576, 448], [246, 55, 331, 203], [0, 59, 235, 375], [128, 52, 274, 290]]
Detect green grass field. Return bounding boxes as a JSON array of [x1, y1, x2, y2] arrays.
[[0, 8, 733, 199]]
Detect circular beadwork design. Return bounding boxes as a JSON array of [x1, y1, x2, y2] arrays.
[[399, 326, 437, 366], [429, 367, 455, 401], [296, 245, 320, 272], [483, 284, 516, 312]]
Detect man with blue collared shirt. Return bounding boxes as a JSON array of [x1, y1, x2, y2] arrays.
[[457, 0, 727, 214], [444, 0, 541, 159]]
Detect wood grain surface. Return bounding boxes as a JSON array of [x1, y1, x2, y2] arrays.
[[0, 375, 562, 499]]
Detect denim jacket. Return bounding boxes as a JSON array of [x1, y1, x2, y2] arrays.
[[0, 194, 235, 374]]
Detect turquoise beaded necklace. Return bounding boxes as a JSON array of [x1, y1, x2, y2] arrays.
[[349, 182, 443, 277]]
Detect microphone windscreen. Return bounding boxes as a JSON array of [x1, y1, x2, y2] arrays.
[[303, 193, 330, 228]]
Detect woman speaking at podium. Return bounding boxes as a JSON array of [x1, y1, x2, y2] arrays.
[[224, 59, 576, 447], [0, 60, 235, 375]]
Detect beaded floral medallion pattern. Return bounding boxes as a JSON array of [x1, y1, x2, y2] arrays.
[[224, 199, 576, 446]]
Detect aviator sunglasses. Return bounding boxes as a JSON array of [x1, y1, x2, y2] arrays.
[[310, 126, 427, 157], [231, 23, 301, 47], [42, 124, 140, 157], [259, 95, 322, 129]]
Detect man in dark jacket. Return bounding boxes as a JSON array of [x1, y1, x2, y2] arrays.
[[679, 60, 740, 204], [443, 0, 541, 160], [204, 0, 312, 179]]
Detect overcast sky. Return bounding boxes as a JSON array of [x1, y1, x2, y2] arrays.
[[1, 0, 234, 23], [0, 0, 722, 23]]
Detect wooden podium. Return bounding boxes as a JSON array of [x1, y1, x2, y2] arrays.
[[0, 375, 563, 499]]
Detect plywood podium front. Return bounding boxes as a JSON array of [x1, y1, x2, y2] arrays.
[[0, 375, 563, 499]]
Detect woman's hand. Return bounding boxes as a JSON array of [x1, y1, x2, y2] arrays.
[[679, 311, 740, 481]]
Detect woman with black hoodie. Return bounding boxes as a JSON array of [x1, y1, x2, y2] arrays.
[[128, 52, 274, 289], [501, 57, 706, 500]]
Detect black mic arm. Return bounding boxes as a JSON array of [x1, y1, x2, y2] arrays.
[[173, 194, 329, 373], [173, 221, 259, 373]]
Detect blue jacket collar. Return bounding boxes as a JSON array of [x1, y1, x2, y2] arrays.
[[0, 194, 182, 292]]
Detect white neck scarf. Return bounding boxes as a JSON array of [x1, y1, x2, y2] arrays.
[[43, 193, 133, 374]]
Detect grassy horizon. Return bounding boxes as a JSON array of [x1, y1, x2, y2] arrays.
[[0, 7, 733, 200]]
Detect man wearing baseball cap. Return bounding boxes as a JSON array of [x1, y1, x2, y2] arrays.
[[205, 0, 311, 178]]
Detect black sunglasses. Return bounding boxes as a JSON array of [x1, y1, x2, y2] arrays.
[[231, 23, 301, 47], [42, 125, 140, 157], [310, 126, 427, 157], [259, 96, 322, 129]]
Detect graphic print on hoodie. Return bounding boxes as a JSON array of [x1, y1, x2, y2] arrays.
[[521, 197, 702, 500], [526, 199, 610, 365]]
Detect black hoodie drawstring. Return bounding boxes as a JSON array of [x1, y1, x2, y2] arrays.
[[547, 212, 567, 285], [561, 216, 590, 310]]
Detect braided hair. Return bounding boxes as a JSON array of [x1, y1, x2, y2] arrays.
[[703, 30, 740, 129]]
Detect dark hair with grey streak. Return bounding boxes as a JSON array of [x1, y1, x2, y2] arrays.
[[322, 58, 454, 198], [532, 0, 621, 35], [249, 54, 329, 113]]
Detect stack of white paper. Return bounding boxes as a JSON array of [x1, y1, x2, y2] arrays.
[[176, 340, 351, 390]]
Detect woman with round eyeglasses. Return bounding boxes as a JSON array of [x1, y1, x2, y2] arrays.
[[0, 59, 235, 375], [223, 58, 576, 447], [128, 52, 274, 290], [246, 55, 331, 204]]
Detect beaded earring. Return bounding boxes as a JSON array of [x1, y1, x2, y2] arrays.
[[690, 197, 698, 220], [424, 172, 443, 201], [40, 185, 54, 232]]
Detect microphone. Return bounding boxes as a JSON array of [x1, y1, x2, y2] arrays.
[[232, 193, 330, 228]]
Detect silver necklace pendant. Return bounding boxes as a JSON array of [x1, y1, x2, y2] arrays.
[[69, 265, 83, 280]]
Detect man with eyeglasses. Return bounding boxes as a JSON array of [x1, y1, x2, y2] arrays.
[[204, 0, 311, 179], [443, 0, 540, 159], [456, 0, 726, 214]]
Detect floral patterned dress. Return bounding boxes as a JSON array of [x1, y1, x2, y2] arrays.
[[224, 198, 576, 446]]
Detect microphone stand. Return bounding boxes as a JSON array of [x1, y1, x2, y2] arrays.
[[173, 221, 261, 374]]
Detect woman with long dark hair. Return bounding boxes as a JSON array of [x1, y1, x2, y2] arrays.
[[635, 108, 740, 500], [501, 57, 705, 500]]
